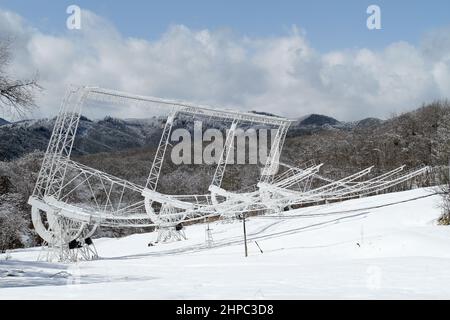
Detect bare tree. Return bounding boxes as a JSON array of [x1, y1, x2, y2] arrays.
[[0, 39, 40, 116]]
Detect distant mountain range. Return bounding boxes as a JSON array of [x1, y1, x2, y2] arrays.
[[0, 112, 384, 161], [0, 118, 10, 126]]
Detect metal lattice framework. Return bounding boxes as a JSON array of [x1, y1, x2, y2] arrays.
[[29, 86, 431, 262], [29, 86, 291, 261]]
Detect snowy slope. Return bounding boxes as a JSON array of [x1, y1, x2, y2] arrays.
[[1, 188, 450, 299]]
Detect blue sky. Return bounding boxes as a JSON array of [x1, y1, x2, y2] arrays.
[[0, 1, 450, 121], [2, 0, 450, 52]]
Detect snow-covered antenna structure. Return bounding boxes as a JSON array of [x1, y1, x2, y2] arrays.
[[28, 86, 291, 261], [28, 86, 430, 262]]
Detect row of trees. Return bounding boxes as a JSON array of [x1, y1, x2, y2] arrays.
[[0, 39, 40, 116], [282, 100, 450, 177], [0, 39, 40, 252], [0, 152, 42, 252]]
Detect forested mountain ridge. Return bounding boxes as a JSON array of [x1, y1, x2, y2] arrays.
[[0, 111, 380, 161]]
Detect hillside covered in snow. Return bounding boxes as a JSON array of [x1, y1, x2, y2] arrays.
[[1, 188, 449, 299]]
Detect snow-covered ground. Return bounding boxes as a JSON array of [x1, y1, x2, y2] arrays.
[[1, 188, 450, 299]]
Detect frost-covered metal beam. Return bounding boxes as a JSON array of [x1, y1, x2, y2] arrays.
[[209, 120, 238, 191], [84, 87, 292, 127], [259, 123, 290, 184], [145, 110, 178, 191]]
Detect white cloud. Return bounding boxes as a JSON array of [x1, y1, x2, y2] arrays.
[[1, 9, 449, 121]]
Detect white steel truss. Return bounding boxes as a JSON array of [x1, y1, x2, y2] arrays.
[[260, 123, 290, 184], [210, 120, 238, 190], [86, 87, 290, 126], [29, 86, 431, 262], [145, 110, 178, 191]]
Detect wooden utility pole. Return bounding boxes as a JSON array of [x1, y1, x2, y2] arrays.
[[242, 213, 248, 257]]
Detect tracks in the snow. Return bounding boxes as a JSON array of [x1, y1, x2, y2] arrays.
[[104, 192, 438, 261]]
